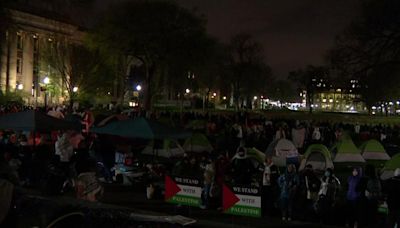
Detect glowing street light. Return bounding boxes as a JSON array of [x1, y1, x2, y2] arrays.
[[73, 86, 78, 93], [43, 76, 50, 84], [213, 92, 217, 97], [253, 96, 258, 100], [185, 88, 190, 94], [136, 85, 142, 91], [17, 84, 23, 90], [222, 96, 227, 100]]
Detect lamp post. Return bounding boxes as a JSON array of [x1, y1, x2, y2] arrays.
[[135, 85, 142, 109], [43, 76, 50, 110]]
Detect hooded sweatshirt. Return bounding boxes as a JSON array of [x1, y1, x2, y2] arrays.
[[347, 167, 362, 201]]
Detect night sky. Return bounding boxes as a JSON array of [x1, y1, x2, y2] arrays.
[[97, 0, 361, 78]]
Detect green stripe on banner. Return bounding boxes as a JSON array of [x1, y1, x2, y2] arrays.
[[167, 195, 201, 207], [225, 204, 261, 217]]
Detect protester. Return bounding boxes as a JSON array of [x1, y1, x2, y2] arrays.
[[231, 147, 255, 185], [317, 168, 340, 225], [75, 158, 103, 202], [363, 164, 382, 228], [298, 164, 320, 221], [278, 164, 299, 221], [262, 156, 279, 216], [346, 167, 362, 227], [383, 168, 400, 228]]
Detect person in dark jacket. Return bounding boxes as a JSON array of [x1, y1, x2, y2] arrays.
[[278, 164, 299, 221], [383, 168, 400, 228], [363, 164, 382, 228], [317, 168, 340, 225], [346, 167, 362, 227], [298, 164, 320, 221], [231, 147, 254, 185]]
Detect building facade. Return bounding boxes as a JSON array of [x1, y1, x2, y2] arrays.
[[300, 79, 367, 113], [0, 8, 84, 105]]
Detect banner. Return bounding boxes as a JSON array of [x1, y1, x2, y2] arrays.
[[165, 175, 202, 207], [223, 184, 261, 217]]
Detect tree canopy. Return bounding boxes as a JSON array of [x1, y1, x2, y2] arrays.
[[90, 0, 214, 110], [222, 33, 272, 110], [329, 0, 400, 107]]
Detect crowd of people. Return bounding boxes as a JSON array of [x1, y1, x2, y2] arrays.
[[0, 106, 400, 227]]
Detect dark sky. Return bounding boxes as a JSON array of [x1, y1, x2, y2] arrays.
[[97, 0, 361, 78]]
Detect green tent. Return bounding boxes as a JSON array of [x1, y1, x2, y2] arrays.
[[300, 144, 334, 171], [142, 139, 185, 158], [332, 139, 365, 163], [360, 139, 390, 161], [91, 117, 191, 139], [185, 120, 206, 130], [231, 147, 264, 169], [246, 147, 265, 163], [183, 133, 213, 153], [381, 154, 400, 180]]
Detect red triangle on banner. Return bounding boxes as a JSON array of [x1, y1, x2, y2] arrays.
[[223, 184, 240, 211], [165, 175, 181, 200]]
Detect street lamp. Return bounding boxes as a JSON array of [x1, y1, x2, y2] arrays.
[[185, 88, 190, 94], [43, 77, 50, 85], [17, 83, 23, 90], [73, 86, 78, 93], [136, 85, 142, 91]]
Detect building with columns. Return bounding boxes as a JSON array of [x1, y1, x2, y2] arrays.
[[0, 8, 84, 105]]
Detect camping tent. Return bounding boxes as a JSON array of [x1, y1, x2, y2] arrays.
[[246, 147, 265, 164], [0, 110, 80, 131], [299, 144, 334, 171], [231, 147, 264, 170], [183, 133, 213, 153], [141, 139, 185, 158], [332, 140, 365, 163], [91, 117, 191, 139], [360, 139, 390, 161], [265, 139, 299, 167], [381, 154, 400, 180]]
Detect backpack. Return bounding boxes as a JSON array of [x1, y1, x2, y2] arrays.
[[366, 178, 381, 199]]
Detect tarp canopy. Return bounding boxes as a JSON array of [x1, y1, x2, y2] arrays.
[[96, 114, 129, 127], [141, 139, 185, 158], [332, 140, 365, 163], [299, 144, 334, 171], [381, 154, 400, 180], [265, 139, 299, 167], [183, 133, 213, 153], [0, 110, 80, 132], [91, 117, 191, 140], [360, 139, 390, 161]]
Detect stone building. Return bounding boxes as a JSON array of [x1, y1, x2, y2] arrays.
[[0, 8, 84, 105]]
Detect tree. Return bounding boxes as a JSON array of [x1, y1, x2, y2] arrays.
[[90, 1, 212, 111], [329, 0, 400, 108], [289, 65, 329, 113], [224, 33, 272, 110], [267, 79, 298, 102], [43, 38, 114, 108]]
